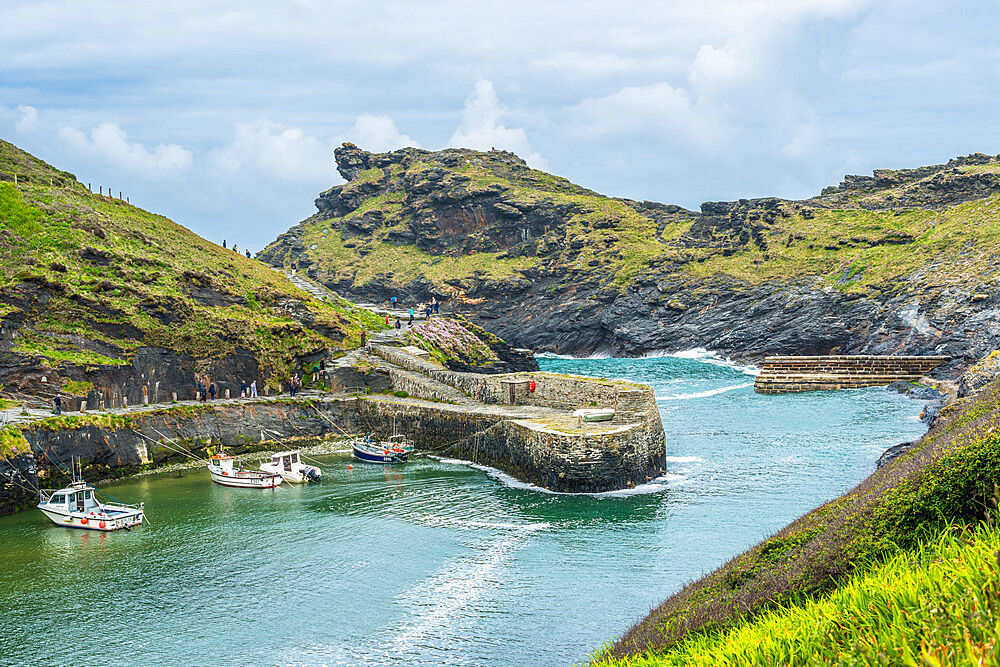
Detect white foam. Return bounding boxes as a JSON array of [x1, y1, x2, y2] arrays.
[[535, 348, 614, 360], [663, 456, 703, 463], [643, 347, 760, 376], [432, 456, 675, 497], [657, 382, 753, 401], [420, 516, 551, 531]]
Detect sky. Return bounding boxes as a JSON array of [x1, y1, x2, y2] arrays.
[[1, 0, 999, 251]]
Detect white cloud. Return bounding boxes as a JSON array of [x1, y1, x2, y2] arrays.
[[58, 122, 192, 178], [14, 104, 38, 132], [338, 113, 418, 153], [567, 81, 729, 153], [449, 80, 548, 169], [210, 120, 330, 182]]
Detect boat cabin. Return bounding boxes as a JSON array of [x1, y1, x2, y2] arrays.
[[270, 451, 300, 472], [208, 454, 236, 472], [43, 482, 99, 513]]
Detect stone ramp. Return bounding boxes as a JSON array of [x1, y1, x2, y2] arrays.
[[754, 355, 949, 393]]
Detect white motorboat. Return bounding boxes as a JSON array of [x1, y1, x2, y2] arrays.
[[207, 454, 282, 488], [259, 450, 321, 484], [38, 480, 144, 531]]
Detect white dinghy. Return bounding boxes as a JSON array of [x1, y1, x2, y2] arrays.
[[260, 451, 322, 484], [38, 480, 144, 531]]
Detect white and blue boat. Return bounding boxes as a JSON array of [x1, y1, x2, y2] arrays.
[[38, 480, 144, 531], [352, 434, 414, 464]]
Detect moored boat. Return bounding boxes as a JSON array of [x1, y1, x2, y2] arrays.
[[352, 434, 414, 464], [208, 453, 282, 488], [260, 450, 322, 483], [38, 480, 144, 531]]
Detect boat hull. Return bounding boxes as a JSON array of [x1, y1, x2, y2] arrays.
[[259, 463, 321, 483], [352, 445, 409, 464], [38, 506, 143, 531], [208, 469, 282, 488]]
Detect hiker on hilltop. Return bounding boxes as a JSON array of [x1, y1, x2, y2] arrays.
[[245, 249, 251, 259], [222, 240, 226, 249], [233, 244, 238, 254]]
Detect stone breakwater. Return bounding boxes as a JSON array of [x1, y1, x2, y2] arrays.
[[754, 355, 949, 393], [0, 365, 667, 515]]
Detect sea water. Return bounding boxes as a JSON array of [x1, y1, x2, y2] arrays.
[[0, 352, 930, 666]]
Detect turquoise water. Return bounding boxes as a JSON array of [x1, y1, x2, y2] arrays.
[[0, 354, 930, 666]]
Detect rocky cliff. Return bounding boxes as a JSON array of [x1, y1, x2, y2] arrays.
[[261, 145, 1000, 375]]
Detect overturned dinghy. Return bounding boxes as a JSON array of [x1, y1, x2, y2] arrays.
[[38, 481, 144, 531], [260, 451, 321, 484], [572, 408, 616, 423]]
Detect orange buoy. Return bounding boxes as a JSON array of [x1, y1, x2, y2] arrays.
[[99, 520, 106, 529], [348, 464, 353, 470], [81, 517, 88, 525]]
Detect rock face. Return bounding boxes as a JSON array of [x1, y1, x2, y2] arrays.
[[261, 146, 1000, 376]]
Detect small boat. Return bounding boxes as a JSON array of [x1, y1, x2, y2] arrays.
[[207, 453, 282, 488], [260, 450, 322, 484], [572, 408, 616, 422], [352, 434, 414, 464], [38, 480, 144, 531]]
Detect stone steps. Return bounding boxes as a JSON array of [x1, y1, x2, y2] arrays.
[[754, 355, 948, 394]]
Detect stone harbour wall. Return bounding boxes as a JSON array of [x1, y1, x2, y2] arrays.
[[754, 355, 950, 393]]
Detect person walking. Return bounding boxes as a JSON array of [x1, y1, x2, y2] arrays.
[[198, 380, 206, 403], [222, 239, 226, 249], [395, 318, 401, 330], [250, 380, 258, 398], [432, 297, 439, 314], [385, 314, 390, 326], [289, 374, 296, 397], [391, 296, 397, 309], [408, 307, 414, 326], [53, 395, 62, 415], [240, 380, 247, 398], [209, 381, 217, 401], [360, 330, 367, 349]]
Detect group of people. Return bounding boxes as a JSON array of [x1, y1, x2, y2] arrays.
[[388, 296, 441, 327], [222, 239, 253, 259], [288, 373, 302, 397], [196, 378, 218, 402], [239, 379, 258, 398]]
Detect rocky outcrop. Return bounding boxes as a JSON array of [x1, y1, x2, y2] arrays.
[[261, 146, 1000, 376]]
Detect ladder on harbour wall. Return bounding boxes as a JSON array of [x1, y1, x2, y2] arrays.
[[753, 355, 949, 394]]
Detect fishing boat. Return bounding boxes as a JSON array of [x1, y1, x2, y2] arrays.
[[259, 450, 322, 483], [572, 407, 616, 422], [352, 433, 414, 464], [207, 453, 282, 488], [38, 480, 144, 531]]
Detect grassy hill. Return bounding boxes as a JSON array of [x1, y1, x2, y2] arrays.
[[262, 145, 1000, 362], [0, 139, 383, 404], [589, 371, 1000, 664]]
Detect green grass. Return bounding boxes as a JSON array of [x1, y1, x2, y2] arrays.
[[592, 519, 1000, 666], [268, 146, 1000, 300]]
